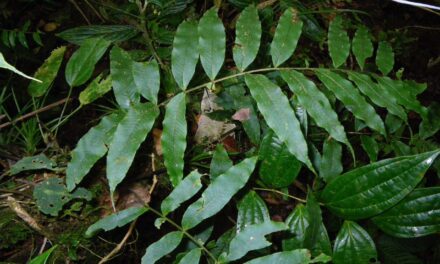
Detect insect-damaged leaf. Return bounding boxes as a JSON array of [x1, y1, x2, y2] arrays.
[[321, 150, 440, 220], [328, 16, 350, 68], [9, 153, 56, 175], [79, 74, 112, 105], [141, 231, 183, 264], [182, 157, 257, 230], [270, 8, 303, 67], [162, 93, 187, 186], [245, 74, 314, 172]]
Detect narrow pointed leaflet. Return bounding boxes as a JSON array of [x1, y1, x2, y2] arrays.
[[376, 41, 394, 75], [351, 25, 373, 70], [142, 231, 183, 264], [328, 16, 350, 68]]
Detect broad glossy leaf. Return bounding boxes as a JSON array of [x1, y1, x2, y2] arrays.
[[281, 70, 350, 149], [233, 5, 261, 71], [321, 150, 440, 219], [210, 144, 233, 180], [348, 72, 407, 121], [29, 245, 58, 264], [0, 52, 40, 82], [270, 8, 303, 67], [134, 59, 160, 104], [316, 69, 386, 136], [182, 157, 257, 229], [85, 206, 148, 237], [141, 231, 183, 264], [258, 131, 301, 188], [178, 248, 201, 264], [107, 103, 159, 196], [28, 46, 66, 97], [319, 138, 343, 182], [66, 112, 123, 191], [328, 16, 350, 68], [360, 135, 379, 162], [237, 191, 270, 233], [79, 74, 112, 105], [172, 20, 199, 90], [333, 221, 377, 264], [162, 93, 187, 186], [198, 8, 225, 80], [244, 249, 311, 264], [57, 25, 138, 45], [372, 187, 440, 238], [352, 26, 373, 70], [376, 41, 394, 75], [65, 38, 111, 87], [245, 74, 313, 172], [227, 221, 288, 261], [110, 46, 142, 108], [161, 170, 203, 216]]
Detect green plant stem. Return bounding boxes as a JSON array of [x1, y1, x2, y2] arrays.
[[253, 187, 307, 203], [145, 205, 218, 263]]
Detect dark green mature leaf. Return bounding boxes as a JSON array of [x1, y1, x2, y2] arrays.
[[227, 221, 288, 261], [245, 74, 314, 172], [270, 8, 303, 67], [328, 16, 350, 68], [107, 103, 159, 197], [172, 20, 199, 90], [258, 131, 301, 188], [135, 60, 160, 104], [321, 150, 440, 219], [141, 231, 183, 264], [79, 74, 112, 105], [233, 5, 261, 71], [9, 153, 56, 175], [333, 221, 377, 264], [182, 157, 257, 230], [372, 187, 440, 238], [28, 46, 66, 97], [85, 207, 148, 237], [360, 135, 379, 162], [177, 248, 201, 264], [66, 112, 123, 191], [161, 170, 203, 216], [210, 144, 233, 180], [65, 38, 111, 87], [319, 138, 343, 182], [419, 102, 440, 139], [237, 191, 270, 232], [162, 93, 187, 187], [376, 41, 394, 75], [198, 8, 225, 80], [281, 70, 351, 152], [352, 26, 373, 70], [244, 249, 311, 264], [29, 245, 57, 264], [316, 69, 386, 136], [57, 25, 138, 45], [348, 72, 407, 121]]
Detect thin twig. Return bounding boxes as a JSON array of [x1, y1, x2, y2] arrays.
[[69, 0, 92, 24], [98, 219, 137, 264]]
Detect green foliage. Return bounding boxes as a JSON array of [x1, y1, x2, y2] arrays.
[[352, 25, 373, 70], [29, 245, 58, 264], [9, 153, 56, 175], [142, 231, 183, 264], [328, 16, 350, 68], [376, 41, 395, 75], [0, 52, 41, 82], [57, 25, 138, 45]]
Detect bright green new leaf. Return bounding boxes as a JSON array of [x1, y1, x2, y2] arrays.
[[258, 131, 301, 188], [227, 221, 288, 261], [182, 157, 257, 230], [270, 8, 303, 67], [110, 46, 142, 108], [244, 249, 311, 264], [65, 38, 111, 87], [281, 70, 351, 150], [161, 170, 203, 216], [233, 5, 261, 71], [198, 8, 225, 80], [333, 221, 377, 264], [85, 206, 148, 237], [348, 72, 407, 121], [319, 138, 343, 182], [210, 144, 233, 180], [57, 25, 138, 45], [66, 112, 123, 191], [134, 59, 160, 104], [328, 16, 350, 68], [237, 191, 270, 232], [372, 187, 440, 238], [79, 74, 113, 105], [141, 231, 183, 264], [178, 248, 201, 264], [316, 69, 386, 136], [28, 46, 66, 97], [245, 74, 313, 172], [162, 93, 187, 187], [321, 150, 440, 219], [9, 153, 56, 175], [376, 41, 394, 75], [107, 103, 159, 197], [29, 245, 58, 264], [0, 52, 41, 82], [351, 25, 373, 70], [172, 20, 199, 90], [360, 135, 379, 162]]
